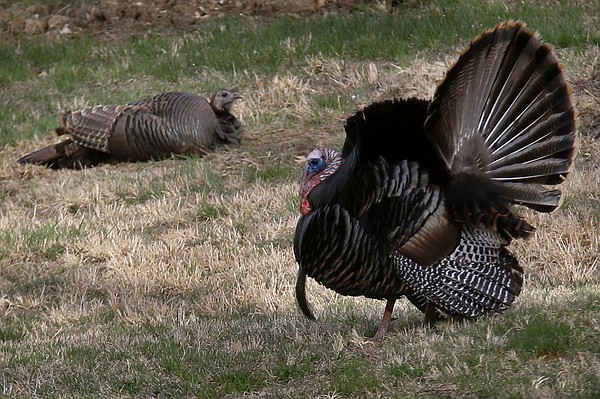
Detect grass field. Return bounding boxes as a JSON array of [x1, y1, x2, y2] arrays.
[[1, 0, 599, 398]]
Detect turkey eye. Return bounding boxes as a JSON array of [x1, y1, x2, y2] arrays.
[[307, 157, 324, 173], [221, 92, 228, 97]]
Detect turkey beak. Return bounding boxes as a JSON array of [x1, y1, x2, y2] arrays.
[[231, 92, 243, 101], [297, 155, 309, 194]]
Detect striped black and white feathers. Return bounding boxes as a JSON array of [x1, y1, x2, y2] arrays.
[[294, 21, 577, 340], [17, 90, 243, 169]]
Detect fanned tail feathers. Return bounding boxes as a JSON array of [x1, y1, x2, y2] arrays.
[[425, 21, 577, 239]]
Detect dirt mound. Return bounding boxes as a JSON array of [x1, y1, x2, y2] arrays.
[[1, 0, 362, 41]]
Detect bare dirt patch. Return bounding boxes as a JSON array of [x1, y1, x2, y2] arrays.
[[1, 0, 363, 40]]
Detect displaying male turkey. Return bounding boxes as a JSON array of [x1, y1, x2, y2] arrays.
[[17, 90, 243, 169], [294, 21, 577, 340]]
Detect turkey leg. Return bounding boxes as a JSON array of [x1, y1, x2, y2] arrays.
[[372, 299, 396, 341]]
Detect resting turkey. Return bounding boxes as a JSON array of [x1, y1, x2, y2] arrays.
[[18, 90, 243, 169]]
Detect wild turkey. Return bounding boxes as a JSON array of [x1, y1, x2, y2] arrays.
[[294, 21, 577, 340], [17, 90, 243, 169]]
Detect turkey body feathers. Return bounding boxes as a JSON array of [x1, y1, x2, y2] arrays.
[[18, 90, 243, 169], [294, 21, 577, 339], [295, 203, 409, 300]]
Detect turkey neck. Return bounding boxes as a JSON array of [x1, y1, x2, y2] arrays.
[[213, 109, 243, 146]]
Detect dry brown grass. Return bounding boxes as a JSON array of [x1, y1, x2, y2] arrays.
[[2, 53, 597, 319], [0, 56, 478, 316], [0, 39, 598, 398]]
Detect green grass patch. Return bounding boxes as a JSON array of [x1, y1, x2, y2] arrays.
[[273, 356, 315, 382], [330, 358, 383, 395], [560, 195, 574, 211], [387, 361, 428, 380], [0, 230, 16, 260], [314, 93, 351, 111], [2, 0, 597, 146], [0, 34, 99, 89], [506, 316, 572, 359], [19, 222, 87, 260], [198, 162, 226, 194], [0, 287, 598, 397], [244, 157, 298, 184], [257, 164, 296, 182], [195, 201, 229, 221], [0, 325, 26, 342], [214, 369, 267, 395]]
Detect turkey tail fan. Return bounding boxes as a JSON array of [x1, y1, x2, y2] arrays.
[[424, 21, 577, 237], [394, 226, 524, 318], [17, 138, 110, 169]]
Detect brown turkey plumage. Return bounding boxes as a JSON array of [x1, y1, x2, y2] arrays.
[[17, 90, 243, 169], [294, 21, 577, 340]]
